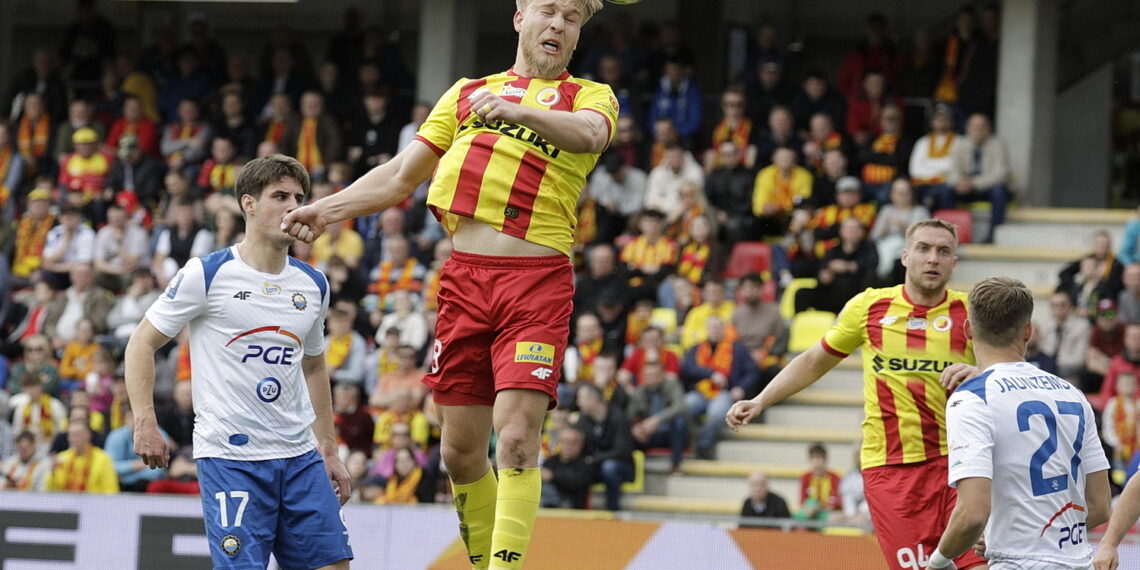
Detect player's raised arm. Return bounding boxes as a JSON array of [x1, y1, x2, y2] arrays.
[[725, 343, 843, 430], [467, 88, 612, 154], [281, 140, 440, 243], [124, 318, 174, 469]]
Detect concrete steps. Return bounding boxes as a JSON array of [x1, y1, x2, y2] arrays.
[[764, 403, 864, 429]]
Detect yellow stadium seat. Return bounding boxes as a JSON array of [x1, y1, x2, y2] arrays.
[[591, 449, 645, 494], [779, 278, 818, 321], [789, 310, 837, 353]]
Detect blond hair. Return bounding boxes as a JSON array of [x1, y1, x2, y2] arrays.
[[516, 0, 605, 21], [967, 276, 1035, 347], [905, 218, 958, 247]]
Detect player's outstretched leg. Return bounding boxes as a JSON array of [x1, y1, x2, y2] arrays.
[[488, 389, 549, 569], [440, 404, 496, 569]]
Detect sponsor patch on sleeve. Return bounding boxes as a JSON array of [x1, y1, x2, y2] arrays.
[[514, 342, 555, 366]]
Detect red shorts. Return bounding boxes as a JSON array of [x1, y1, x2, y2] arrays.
[[863, 456, 987, 570], [422, 250, 572, 409]]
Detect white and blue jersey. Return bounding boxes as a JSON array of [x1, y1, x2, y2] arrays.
[[145, 246, 329, 460], [947, 361, 1110, 569]]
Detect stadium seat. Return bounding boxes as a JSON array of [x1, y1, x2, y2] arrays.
[[779, 278, 818, 321], [789, 310, 837, 353], [933, 208, 972, 244], [590, 449, 645, 496], [724, 241, 772, 279]]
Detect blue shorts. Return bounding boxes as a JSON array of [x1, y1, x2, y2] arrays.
[[197, 449, 353, 569]]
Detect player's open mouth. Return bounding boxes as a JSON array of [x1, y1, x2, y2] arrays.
[[541, 40, 560, 55]]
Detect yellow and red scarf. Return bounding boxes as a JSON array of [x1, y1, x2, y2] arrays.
[[326, 334, 352, 370], [13, 213, 53, 277], [424, 270, 442, 311], [861, 133, 900, 184], [694, 341, 734, 399], [577, 338, 603, 381], [265, 120, 286, 145], [369, 258, 421, 302], [296, 118, 323, 171], [23, 393, 56, 437], [17, 114, 50, 160], [677, 242, 710, 284], [377, 467, 422, 504], [60, 448, 93, 492], [1114, 396, 1139, 462], [913, 133, 957, 186]]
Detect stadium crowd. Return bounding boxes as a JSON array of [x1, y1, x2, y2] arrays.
[[3, 0, 1134, 521]]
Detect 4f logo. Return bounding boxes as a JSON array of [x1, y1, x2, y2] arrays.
[[494, 550, 521, 563], [233, 291, 251, 300], [531, 367, 553, 380]]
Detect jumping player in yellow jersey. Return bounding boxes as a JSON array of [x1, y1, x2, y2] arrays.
[[727, 219, 988, 570], [281, 2, 616, 569]]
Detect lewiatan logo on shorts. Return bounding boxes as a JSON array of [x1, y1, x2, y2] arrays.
[[514, 342, 554, 366]]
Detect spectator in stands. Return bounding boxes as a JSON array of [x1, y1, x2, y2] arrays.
[[933, 7, 977, 113], [674, 215, 722, 284], [792, 70, 847, 137], [596, 55, 644, 126], [612, 115, 649, 170], [1118, 206, 1140, 266], [1025, 325, 1058, 375], [373, 391, 430, 452], [621, 210, 678, 294], [10, 374, 67, 443], [105, 406, 167, 492], [104, 269, 158, 349], [565, 313, 606, 387], [705, 141, 757, 245], [648, 58, 703, 145], [4, 48, 68, 123], [870, 178, 929, 281], [10, 188, 54, 283], [859, 104, 912, 204], [376, 291, 428, 354], [107, 96, 161, 158], [932, 113, 1011, 242], [196, 136, 240, 202], [373, 448, 423, 504], [157, 380, 194, 452], [259, 93, 298, 150], [740, 469, 791, 520], [107, 133, 166, 211], [43, 263, 114, 347], [311, 218, 364, 273], [0, 431, 50, 491], [47, 421, 118, 493], [1085, 298, 1125, 396], [257, 28, 316, 106], [540, 425, 593, 509], [899, 30, 939, 102], [15, 92, 54, 178], [1038, 291, 1092, 380], [0, 397, 11, 460], [732, 272, 787, 377], [845, 70, 902, 149], [347, 89, 400, 176], [705, 88, 757, 172], [315, 62, 356, 131], [796, 217, 879, 313], [93, 202, 149, 293], [574, 246, 623, 325], [152, 197, 213, 287], [211, 89, 258, 160], [829, 449, 870, 527], [619, 326, 680, 387], [1102, 372, 1139, 476], [58, 127, 112, 222], [590, 152, 648, 244], [1059, 230, 1125, 312], [908, 104, 959, 202], [84, 346, 115, 415], [754, 106, 802, 168], [628, 360, 688, 472], [368, 234, 425, 310], [161, 98, 212, 170], [807, 176, 878, 258], [681, 280, 736, 350], [282, 91, 343, 180], [802, 113, 852, 178], [9, 335, 60, 397], [58, 318, 98, 391], [60, 0, 117, 97], [576, 383, 635, 511], [797, 443, 841, 520], [0, 122, 23, 221], [808, 148, 849, 211], [333, 382, 375, 458], [158, 50, 212, 122], [54, 100, 105, 162], [326, 308, 367, 387], [1102, 324, 1140, 404], [645, 144, 704, 225], [682, 316, 759, 460], [752, 146, 812, 239], [1120, 264, 1140, 325], [837, 13, 901, 99], [370, 346, 427, 410], [745, 59, 794, 134]]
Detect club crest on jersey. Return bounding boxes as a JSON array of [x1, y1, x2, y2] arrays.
[[515, 342, 554, 366], [536, 88, 560, 107], [500, 85, 527, 98], [932, 315, 953, 332], [221, 535, 241, 556], [291, 292, 307, 311], [906, 318, 927, 330], [262, 282, 282, 296]]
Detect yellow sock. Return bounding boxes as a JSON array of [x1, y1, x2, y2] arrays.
[[489, 468, 541, 570], [451, 468, 498, 569]]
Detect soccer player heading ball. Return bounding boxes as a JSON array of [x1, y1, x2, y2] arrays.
[[727, 219, 988, 570], [282, 1, 617, 568]]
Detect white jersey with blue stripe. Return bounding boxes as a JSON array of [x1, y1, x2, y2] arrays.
[[145, 246, 329, 460], [946, 361, 1109, 569]]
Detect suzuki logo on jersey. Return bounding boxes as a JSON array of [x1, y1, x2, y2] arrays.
[[876, 357, 956, 373], [459, 119, 561, 159], [515, 342, 554, 366], [242, 345, 296, 365]]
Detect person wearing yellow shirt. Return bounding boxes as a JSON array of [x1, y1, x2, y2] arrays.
[[681, 280, 738, 349], [752, 146, 812, 238], [47, 422, 119, 493], [311, 220, 365, 271]]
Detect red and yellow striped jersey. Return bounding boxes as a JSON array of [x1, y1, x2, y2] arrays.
[[416, 69, 619, 255], [821, 285, 974, 469]]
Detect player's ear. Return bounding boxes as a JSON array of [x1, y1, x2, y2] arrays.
[[1023, 321, 1034, 343], [963, 318, 974, 341], [513, 9, 524, 33], [900, 245, 910, 268]]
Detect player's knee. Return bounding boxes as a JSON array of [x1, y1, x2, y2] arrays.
[[440, 441, 486, 477], [494, 424, 540, 469]]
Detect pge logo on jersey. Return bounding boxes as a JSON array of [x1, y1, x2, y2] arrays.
[[226, 326, 302, 365], [514, 342, 554, 366]]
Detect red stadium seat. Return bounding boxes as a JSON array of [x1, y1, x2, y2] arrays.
[[933, 209, 972, 245], [724, 241, 772, 279]]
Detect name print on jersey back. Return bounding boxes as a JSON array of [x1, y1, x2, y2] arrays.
[[946, 361, 1110, 567]]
